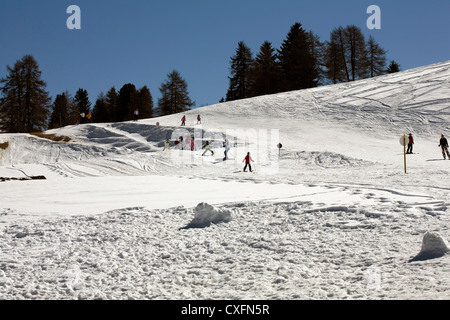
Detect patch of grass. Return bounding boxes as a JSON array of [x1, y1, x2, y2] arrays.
[[0, 141, 9, 150], [30, 132, 71, 143]]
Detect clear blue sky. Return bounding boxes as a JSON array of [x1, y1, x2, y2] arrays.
[[1, 0, 449, 108]]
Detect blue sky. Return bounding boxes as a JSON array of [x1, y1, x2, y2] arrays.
[[1, 0, 449, 108]]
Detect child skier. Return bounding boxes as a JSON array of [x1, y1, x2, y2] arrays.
[[439, 134, 450, 160], [163, 139, 170, 151], [223, 138, 231, 160], [191, 136, 196, 151], [242, 152, 254, 172], [202, 141, 214, 156]]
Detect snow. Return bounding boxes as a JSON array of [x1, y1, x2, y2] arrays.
[[1, 61, 450, 300]]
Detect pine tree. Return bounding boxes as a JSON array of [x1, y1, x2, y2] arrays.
[[48, 91, 72, 129], [278, 23, 318, 91], [387, 60, 401, 73], [345, 25, 369, 81], [325, 26, 376, 83], [324, 34, 346, 84], [248, 41, 283, 97], [0, 55, 51, 133], [116, 83, 137, 122], [157, 70, 194, 116], [325, 27, 349, 83], [73, 88, 91, 124], [105, 87, 118, 122], [92, 93, 109, 123], [226, 41, 254, 101], [134, 86, 154, 119], [307, 31, 325, 86], [366, 36, 386, 78]]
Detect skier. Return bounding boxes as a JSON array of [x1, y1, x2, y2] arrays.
[[242, 152, 254, 172], [196, 114, 201, 124], [191, 136, 196, 151], [163, 139, 170, 151], [134, 109, 139, 121], [223, 138, 231, 160], [438, 134, 450, 160], [202, 141, 214, 156], [179, 136, 184, 150], [407, 133, 414, 154], [181, 115, 186, 126]]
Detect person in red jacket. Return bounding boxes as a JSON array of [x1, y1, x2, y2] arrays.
[[406, 133, 414, 154], [181, 115, 186, 126], [242, 152, 254, 172]]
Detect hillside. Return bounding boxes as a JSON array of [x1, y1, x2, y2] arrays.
[[1, 61, 450, 300]]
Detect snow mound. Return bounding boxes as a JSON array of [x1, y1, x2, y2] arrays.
[[410, 232, 450, 262], [184, 202, 233, 228]]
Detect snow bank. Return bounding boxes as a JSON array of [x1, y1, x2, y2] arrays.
[[184, 202, 233, 228], [410, 232, 450, 262]]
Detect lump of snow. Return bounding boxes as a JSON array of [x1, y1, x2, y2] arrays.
[[409, 232, 450, 262], [183, 203, 232, 229]]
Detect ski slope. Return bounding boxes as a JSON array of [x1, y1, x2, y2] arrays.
[[1, 61, 450, 300]]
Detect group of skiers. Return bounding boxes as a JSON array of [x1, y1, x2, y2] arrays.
[[181, 115, 202, 126], [169, 135, 198, 151], [163, 136, 253, 172], [406, 133, 450, 160]]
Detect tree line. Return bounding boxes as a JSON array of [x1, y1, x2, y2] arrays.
[[224, 23, 400, 101], [0, 56, 194, 133], [1, 22, 401, 133]]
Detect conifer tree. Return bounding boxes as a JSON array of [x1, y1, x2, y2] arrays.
[[48, 91, 72, 129], [116, 83, 137, 122], [134, 86, 154, 119], [278, 23, 318, 91], [226, 41, 254, 101], [366, 36, 386, 78], [73, 88, 91, 124], [92, 93, 109, 123], [0, 55, 51, 133], [325, 27, 349, 83], [157, 70, 194, 116], [307, 31, 325, 86], [105, 87, 118, 122], [325, 26, 382, 83], [344, 25, 369, 81], [248, 41, 283, 97], [387, 60, 401, 73]]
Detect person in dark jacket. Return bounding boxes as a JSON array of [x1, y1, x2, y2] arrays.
[[407, 133, 414, 154], [439, 134, 450, 160]]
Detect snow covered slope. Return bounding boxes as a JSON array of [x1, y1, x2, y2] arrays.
[[1, 61, 450, 300]]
